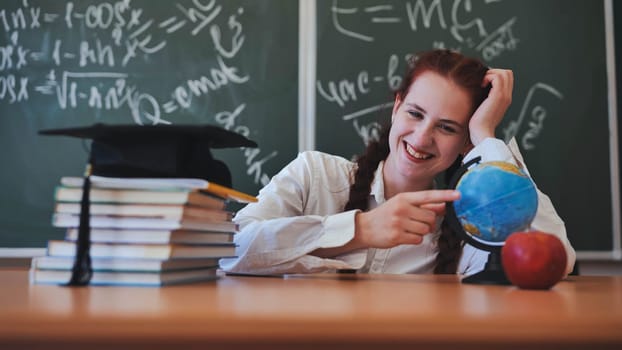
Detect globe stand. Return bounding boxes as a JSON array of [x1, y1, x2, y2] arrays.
[[461, 249, 510, 285], [445, 156, 522, 286]]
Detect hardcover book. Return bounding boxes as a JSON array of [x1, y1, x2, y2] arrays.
[[31, 255, 221, 272], [52, 213, 238, 233], [54, 186, 226, 209], [61, 175, 257, 203], [46, 240, 237, 259], [30, 266, 220, 286], [64, 227, 234, 245], [55, 202, 232, 221]]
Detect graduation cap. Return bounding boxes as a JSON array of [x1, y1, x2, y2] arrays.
[[39, 123, 258, 286]]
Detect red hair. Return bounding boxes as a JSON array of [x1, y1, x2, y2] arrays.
[[345, 49, 489, 274], [395, 49, 489, 116]]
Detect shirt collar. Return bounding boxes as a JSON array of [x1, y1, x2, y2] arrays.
[[369, 160, 386, 206]]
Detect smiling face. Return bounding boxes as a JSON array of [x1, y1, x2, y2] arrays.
[[383, 71, 473, 195]]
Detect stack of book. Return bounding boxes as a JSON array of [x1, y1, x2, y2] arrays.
[[30, 176, 254, 286]]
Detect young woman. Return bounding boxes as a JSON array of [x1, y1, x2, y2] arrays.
[[220, 49, 576, 276]]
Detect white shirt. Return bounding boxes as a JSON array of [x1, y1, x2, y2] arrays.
[[220, 138, 576, 276]]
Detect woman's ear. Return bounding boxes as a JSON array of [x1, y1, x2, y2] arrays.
[[461, 141, 474, 156], [461, 132, 474, 156], [391, 95, 402, 122]]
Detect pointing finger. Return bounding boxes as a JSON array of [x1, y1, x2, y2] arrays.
[[421, 202, 446, 215], [403, 190, 460, 205]]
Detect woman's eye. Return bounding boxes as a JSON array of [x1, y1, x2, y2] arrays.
[[408, 111, 424, 119], [438, 123, 457, 134]]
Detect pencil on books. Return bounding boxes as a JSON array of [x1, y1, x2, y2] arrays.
[[205, 182, 258, 203]]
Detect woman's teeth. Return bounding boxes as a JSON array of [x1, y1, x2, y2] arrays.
[[405, 143, 432, 160]]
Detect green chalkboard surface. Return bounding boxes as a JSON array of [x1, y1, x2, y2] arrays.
[[1, 0, 618, 255], [316, 0, 613, 253], [0, 0, 298, 247]]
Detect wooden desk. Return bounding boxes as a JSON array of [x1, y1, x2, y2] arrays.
[[1, 269, 621, 349]]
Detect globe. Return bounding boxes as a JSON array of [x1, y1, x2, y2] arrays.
[[452, 161, 538, 247]]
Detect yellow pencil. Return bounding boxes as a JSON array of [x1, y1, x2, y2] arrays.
[[204, 182, 258, 203]]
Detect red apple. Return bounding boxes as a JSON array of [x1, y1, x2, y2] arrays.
[[501, 231, 567, 290]]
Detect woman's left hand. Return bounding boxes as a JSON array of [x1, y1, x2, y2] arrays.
[[468, 68, 514, 146]]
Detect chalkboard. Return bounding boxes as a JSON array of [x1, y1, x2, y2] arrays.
[[316, 0, 616, 255], [1, 0, 619, 257], [0, 0, 298, 247]]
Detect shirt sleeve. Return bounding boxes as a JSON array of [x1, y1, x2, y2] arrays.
[[219, 152, 368, 275], [458, 138, 577, 277]]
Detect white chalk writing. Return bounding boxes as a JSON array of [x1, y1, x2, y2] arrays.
[[1, 0, 280, 187], [316, 52, 404, 146], [214, 103, 277, 186], [502, 83, 564, 150], [330, 0, 517, 62]]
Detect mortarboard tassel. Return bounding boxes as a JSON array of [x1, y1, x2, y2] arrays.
[[65, 164, 93, 286]]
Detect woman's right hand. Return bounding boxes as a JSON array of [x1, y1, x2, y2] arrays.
[[353, 190, 460, 248]]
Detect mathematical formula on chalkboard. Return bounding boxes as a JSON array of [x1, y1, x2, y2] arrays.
[[2, 1, 255, 126], [0, 0, 299, 248]]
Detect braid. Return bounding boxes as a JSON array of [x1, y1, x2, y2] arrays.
[[344, 125, 390, 211], [434, 221, 464, 274], [434, 156, 465, 274]]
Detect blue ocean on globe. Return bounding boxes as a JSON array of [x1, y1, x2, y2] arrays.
[[453, 161, 538, 245]]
